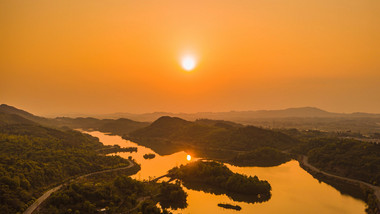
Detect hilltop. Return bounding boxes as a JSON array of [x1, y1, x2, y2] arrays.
[[0, 104, 149, 135], [127, 116, 298, 164]]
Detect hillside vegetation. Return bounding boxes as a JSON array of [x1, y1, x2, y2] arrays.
[[232, 147, 291, 167], [168, 161, 271, 203], [0, 121, 131, 213], [55, 117, 149, 135], [127, 116, 297, 164], [296, 137, 380, 185], [40, 174, 187, 214], [0, 104, 149, 136]]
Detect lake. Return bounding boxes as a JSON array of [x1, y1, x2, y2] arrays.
[[85, 131, 366, 214]]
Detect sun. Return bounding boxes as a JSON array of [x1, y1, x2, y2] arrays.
[[187, 154, 191, 161], [181, 55, 196, 71]]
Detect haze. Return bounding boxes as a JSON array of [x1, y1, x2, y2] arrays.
[[1, 0, 380, 115]]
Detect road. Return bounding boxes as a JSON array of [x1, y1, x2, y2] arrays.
[[300, 155, 380, 209], [23, 160, 135, 214]]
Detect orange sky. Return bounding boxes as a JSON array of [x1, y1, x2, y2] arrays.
[[1, 0, 380, 115]]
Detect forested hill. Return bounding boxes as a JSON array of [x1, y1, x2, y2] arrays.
[[54, 117, 149, 135], [128, 116, 299, 157], [0, 110, 131, 213], [0, 104, 149, 135], [0, 113, 37, 126], [0, 104, 53, 126]]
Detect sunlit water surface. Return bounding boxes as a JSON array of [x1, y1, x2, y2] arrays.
[[85, 131, 366, 214]]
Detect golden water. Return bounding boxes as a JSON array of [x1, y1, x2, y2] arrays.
[[86, 131, 366, 214]]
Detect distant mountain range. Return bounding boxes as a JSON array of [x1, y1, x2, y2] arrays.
[[2, 104, 380, 133], [49, 106, 380, 122]]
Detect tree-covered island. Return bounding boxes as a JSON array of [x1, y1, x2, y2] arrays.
[[167, 160, 271, 203]]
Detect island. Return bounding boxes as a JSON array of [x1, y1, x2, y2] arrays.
[[97, 144, 138, 154], [218, 203, 242, 211], [143, 153, 156, 159], [167, 160, 271, 203]]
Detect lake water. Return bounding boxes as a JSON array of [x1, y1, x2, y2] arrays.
[[85, 131, 366, 214]]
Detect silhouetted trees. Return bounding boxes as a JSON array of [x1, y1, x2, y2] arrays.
[[143, 153, 156, 159]]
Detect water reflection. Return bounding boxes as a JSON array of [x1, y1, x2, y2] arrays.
[[180, 181, 271, 204], [85, 131, 367, 214]]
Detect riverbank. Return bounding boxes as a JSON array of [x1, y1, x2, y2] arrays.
[[298, 155, 380, 214], [82, 131, 368, 213]]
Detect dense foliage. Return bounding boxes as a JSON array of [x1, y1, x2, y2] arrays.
[[41, 175, 187, 214], [127, 116, 298, 161], [232, 147, 290, 167], [298, 138, 380, 185], [0, 124, 130, 213], [130, 117, 297, 150], [168, 161, 271, 197], [157, 181, 187, 209]]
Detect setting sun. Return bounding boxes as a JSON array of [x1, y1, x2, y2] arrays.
[[181, 56, 196, 71], [1, 1, 379, 213]]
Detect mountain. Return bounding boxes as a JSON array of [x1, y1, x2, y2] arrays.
[[0, 104, 53, 125], [127, 116, 298, 158], [91, 107, 380, 133], [55, 117, 149, 135], [131, 116, 192, 138], [243, 107, 338, 118], [0, 104, 36, 118], [0, 112, 37, 126], [0, 104, 149, 135], [3, 104, 380, 133], [85, 107, 380, 122]]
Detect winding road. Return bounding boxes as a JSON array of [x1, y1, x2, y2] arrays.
[[300, 156, 380, 209], [23, 160, 135, 214]]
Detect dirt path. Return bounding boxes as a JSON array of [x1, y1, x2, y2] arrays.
[[300, 155, 380, 208], [23, 160, 135, 214]]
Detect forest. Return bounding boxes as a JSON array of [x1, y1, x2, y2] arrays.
[[296, 137, 380, 185], [40, 174, 187, 214], [0, 124, 131, 213]]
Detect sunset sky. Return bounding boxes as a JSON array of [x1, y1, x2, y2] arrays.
[[1, 0, 380, 115]]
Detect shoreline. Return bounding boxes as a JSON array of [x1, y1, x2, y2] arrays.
[[298, 155, 380, 213]]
